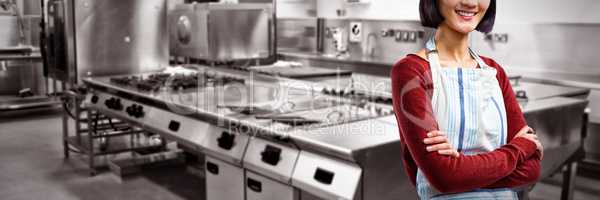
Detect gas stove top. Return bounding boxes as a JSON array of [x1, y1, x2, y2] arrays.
[[109, 72, 246, 92]]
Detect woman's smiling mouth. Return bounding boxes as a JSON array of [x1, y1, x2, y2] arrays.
[[455, 10, 477, 20]]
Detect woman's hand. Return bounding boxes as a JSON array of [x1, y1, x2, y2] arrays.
[[424, 131, 460, 158], [515, 126, 544, 158]]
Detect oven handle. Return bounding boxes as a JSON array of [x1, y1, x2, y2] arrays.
[[206, 161, 219, 175], [247, 178, 262, 193]]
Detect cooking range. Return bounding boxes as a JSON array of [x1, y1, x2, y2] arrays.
[[83, 65, 405, 200], [108, 72, 246, 92]]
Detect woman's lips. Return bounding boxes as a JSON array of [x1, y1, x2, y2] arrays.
[[455, 10, 477, 21]]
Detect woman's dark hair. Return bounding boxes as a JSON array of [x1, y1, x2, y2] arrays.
[[419, 0, 496, 33]]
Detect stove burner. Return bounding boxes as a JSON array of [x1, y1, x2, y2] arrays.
[[110, 72, 245, 92]]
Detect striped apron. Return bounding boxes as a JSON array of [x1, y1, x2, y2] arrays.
[[415, 37, 517, 200]]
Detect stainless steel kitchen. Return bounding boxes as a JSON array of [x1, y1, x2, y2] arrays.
[[1, 0, 599, 200]]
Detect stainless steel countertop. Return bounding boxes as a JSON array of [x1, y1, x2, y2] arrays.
[[279, 51, 397, 67], [507, 68, 600, 90], [280, 51, 600, 91], [513, 82, 590, 100]]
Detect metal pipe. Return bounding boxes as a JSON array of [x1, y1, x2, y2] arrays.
[[0, 61, 7, 71]]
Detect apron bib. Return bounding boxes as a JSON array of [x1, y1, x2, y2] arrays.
[[415, 37, 516, 200]]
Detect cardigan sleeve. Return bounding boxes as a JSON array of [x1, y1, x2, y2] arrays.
[[391, 56, 538, 193]]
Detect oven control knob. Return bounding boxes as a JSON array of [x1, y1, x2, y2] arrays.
[[134, 105, 144, 118], [375, 107, 383, 116], [217, 131, 236, 150], [126, 104, 145, 118], [260, 145, 282, 166], [384, 98, 393, 105], [113, 99, 123, 111], [104, 98, 115, 109], [126, 106, 134, 117], [91, 95, 99, 104]]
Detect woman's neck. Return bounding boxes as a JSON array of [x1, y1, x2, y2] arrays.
[[434, 24, 471, 63]]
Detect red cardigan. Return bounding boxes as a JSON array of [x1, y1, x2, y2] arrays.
[[391, 54, 541, 193]]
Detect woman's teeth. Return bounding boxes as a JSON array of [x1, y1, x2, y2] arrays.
[[456, 10, 476, 17]]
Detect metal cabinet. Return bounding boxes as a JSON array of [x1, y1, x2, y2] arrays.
[[205, 156, 245, 200], [291, 151, 362, 200], [246, 171, 299, 200], [243, 137, 300, 183]]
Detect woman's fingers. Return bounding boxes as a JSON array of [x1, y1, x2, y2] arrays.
[[515, 126, 534, 138], [424, 130, 458, 157], [427, 131, 445, 137], [518, 133, 543, 152], [438, 149, 460, 158], [426, 143, 451, 152], [423, 135, 448, 144], [534, 139, 543, 151]]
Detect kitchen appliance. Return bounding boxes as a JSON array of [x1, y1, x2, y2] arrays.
[[45, 0, 169, 83], [81, 65, 404, 200], [246, 170, 300, 200], [243, 137, 300, 200], [169, 3, 272, 62], [205, 156, 246, 200]]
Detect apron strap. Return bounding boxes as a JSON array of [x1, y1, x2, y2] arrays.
[[425, 37, 442, 90], [425, 37, 442, 71], [468, 48, 490, 69], [426, 35, 490, 70]]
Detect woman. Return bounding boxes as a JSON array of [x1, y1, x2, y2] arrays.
[[391, 0, 543, 199]]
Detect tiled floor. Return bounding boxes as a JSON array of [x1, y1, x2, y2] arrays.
[[1, 112, 599, 200]]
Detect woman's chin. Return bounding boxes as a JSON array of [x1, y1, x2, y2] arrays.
[[450, 24, 477, 34]]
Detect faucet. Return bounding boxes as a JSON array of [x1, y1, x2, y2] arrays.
[[364, 32, 378, 58]]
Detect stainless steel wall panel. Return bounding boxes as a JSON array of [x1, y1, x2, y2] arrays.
[[0, 16, 19, 47], [73, 0, 168, 78], [169, 3, 272, 61], [471, 23, 600, 75], [276, 18, 318, 53], [207, 8, 270, 60], [168, 4, 208, 59]]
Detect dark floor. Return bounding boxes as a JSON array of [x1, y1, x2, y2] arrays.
[[1, 112, 600, 200], [0, 112, 203, 200]]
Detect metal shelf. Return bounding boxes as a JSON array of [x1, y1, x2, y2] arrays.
[[65, 134, 164, 157], [63, 107, 168, 176], [0, 96, 61, 111], [0, 54, 42, 61]]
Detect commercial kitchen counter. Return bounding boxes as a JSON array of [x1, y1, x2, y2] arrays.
[[79, 64, 588, 200], [506, 68, 600, 90], [81, 66, 397, 163], [278, 51, 394, 68], [280, 51, 600, 90]]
